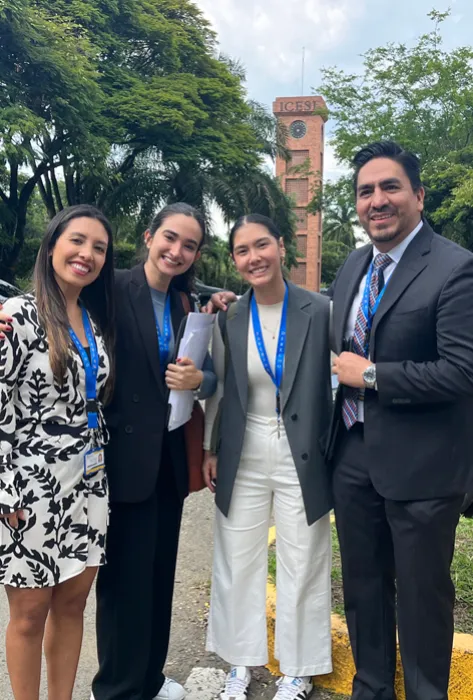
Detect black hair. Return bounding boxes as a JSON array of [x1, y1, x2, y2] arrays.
[[353, 141, 422, 193], [147, 202, 206, 293], [229, 213, 282, 254], [34, 204, 115, 401]]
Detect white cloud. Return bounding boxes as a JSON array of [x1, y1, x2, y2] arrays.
[[197, 0, 366, 95], [323, 143, 349, 182]]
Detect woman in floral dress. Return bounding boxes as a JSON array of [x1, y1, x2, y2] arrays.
[[0, 204, 115, 700]]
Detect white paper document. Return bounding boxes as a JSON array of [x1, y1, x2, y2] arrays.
[[167, 313, 215, 431]]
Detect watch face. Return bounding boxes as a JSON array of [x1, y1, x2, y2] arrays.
[[290, 120, 307, 139], [364, 366, 376, 385]]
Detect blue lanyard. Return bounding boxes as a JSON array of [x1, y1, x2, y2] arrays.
[[361, 259, 390, 332], [69, 306, 99, 430], [153, 294, 172, 370], [251, 283, 288, 420]]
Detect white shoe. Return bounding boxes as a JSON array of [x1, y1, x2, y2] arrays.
[[154, 677, 186, 700], [220, 666, 251, 700], [272, 676, 313, 700]]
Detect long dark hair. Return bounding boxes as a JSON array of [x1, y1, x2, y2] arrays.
[[229, 213, 283, 253], [34, 205, 116, 402], [147, 202, 206, 293]]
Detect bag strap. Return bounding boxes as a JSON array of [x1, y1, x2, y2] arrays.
[[179, 291, 192, 316]]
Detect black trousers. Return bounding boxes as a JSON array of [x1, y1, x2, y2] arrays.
[[92, 446, 184, 700], [333, 424, 462, 700]]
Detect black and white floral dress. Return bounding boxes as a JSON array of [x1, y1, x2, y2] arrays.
[[0, 294, 110, 588]]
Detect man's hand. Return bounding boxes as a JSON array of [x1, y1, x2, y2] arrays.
[[203, 291, 237, 314], [332, 352, 371, 389]]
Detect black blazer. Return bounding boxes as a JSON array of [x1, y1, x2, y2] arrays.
[[105, 264, 194, 504], [327, 222, 473, 500]]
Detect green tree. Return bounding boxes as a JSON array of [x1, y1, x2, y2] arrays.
[[320, 240, 351, 288], [0, 0, 296, 280], [317, 9, 473, 249], [0, 0, 101, 280], [197, 235, 246, 294], [317, 177, 359, 248]]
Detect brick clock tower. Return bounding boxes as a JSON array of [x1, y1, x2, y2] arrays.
[[272, 96, 328, 291]]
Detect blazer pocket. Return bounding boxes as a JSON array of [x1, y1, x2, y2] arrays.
[[389, 306, 428, 322]]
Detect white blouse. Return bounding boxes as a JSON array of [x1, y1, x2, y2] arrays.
[[204, 301, 283, 449]]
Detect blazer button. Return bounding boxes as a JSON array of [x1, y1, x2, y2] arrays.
[[291, 414, 298, 421], [125, 425, 133, 434], [132, 394, 140, 403], [301, 453, 309, 461]]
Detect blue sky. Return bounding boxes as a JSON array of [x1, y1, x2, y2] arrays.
[[196, 0, 473, 182]]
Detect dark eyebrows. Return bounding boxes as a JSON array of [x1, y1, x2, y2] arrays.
[[163, 228, 199, 248], [68, 230, 108, 247], [357, 178, 402, 194], [233, 236, 271, 253]]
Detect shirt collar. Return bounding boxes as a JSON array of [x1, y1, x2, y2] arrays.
[[373, 219, 423, 265]]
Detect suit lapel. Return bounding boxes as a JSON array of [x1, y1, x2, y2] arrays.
[[281, 283, 311, 411], [226, 291, 250, 413], [128, 264, 165, 398], [370, 225, 432, 353], [170, 288, 187, 360], [334, 246, 372, 353]]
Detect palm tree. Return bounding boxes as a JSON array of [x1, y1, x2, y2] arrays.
[[323, 200, 359, 248], [318, 177, 360, 250]]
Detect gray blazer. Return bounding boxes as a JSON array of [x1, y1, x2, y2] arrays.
[[214, 282, 333, 526]]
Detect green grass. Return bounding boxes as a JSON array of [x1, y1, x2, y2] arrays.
[[268, 542, 276, 584], [268, 516, 473, 633], [451, 516, 473, 633]]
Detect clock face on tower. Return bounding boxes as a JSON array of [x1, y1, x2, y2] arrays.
[[290, 120, 307, 139]]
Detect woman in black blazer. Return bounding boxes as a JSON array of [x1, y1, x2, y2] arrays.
[[92, 203, 216, 700]]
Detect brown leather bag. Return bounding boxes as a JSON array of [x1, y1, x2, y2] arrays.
[[179, 292, 206, 493]]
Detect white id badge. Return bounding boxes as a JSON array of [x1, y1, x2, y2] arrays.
[[83, 447, 105, 479]]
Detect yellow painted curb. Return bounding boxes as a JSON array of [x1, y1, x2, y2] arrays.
[[266, 530, 473, 699]]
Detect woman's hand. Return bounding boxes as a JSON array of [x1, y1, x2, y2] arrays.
[[165, 357, 203, 392], [0, 304, 13, 339], [202, 291, 237, 314], [0, 509, 26, 529], [202, 451, 217, 493]]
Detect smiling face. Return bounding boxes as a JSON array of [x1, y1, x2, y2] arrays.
[[356, 157, 425, 251], [144, 213, 203, 284], [51, 217, 109, 294], [232, 222, 285, 289]]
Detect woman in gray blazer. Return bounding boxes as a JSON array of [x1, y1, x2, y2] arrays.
[[203, 214, 333, 700]]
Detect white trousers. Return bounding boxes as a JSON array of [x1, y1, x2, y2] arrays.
[[206, 414, 332, 676]]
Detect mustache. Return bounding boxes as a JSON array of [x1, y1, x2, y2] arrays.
[[369, 207, 396, 219]]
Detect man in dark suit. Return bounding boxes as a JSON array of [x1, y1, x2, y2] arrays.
[[329, 141, 473, 700]]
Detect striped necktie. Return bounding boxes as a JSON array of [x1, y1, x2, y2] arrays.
[[342, 253, 392, 429]]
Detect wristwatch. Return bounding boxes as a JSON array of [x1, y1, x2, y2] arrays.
[[362, 364, 377, 390]]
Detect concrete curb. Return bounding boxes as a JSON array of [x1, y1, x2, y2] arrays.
[[266, 527, 473, 699]]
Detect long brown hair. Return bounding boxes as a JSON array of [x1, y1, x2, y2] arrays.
[[34, 205, 116, 402]]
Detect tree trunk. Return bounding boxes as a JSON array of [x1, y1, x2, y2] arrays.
[[0, 165, 49, 283]]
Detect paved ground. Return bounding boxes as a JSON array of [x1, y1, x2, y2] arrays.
[[0, 490, 344, 699]]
